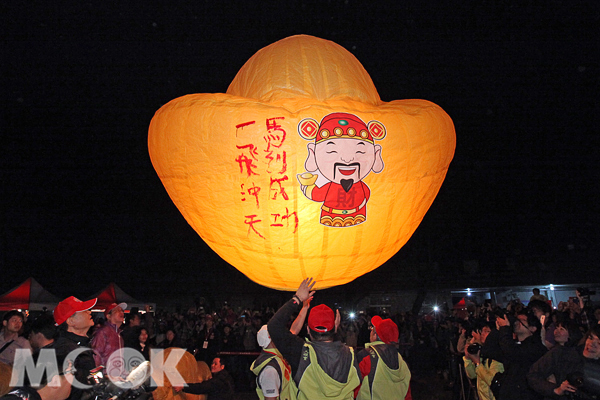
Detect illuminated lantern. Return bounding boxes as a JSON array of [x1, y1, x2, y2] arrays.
[[148, 35, 455, 291]]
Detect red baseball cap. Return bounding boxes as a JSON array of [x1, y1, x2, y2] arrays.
[[308, 304, 335, 333], [54, 296, 98, 325], [371, 316, 399, 344], [104, 302, 127, 317]]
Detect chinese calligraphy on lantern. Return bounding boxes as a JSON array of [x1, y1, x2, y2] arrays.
[[236, 117, 298, 238]]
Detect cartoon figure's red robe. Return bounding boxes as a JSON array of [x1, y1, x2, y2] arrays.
[[306, 181, 370, 226]]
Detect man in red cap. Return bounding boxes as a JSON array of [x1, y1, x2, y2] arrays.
[[355, 316, 411, 400], [54, 296, 97, 344], [267, 278, 361, 400], [53, 296, 98, 400], [90, 302, 127, 377]]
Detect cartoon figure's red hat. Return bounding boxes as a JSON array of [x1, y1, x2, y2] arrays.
[[298, 112, 386, 144]]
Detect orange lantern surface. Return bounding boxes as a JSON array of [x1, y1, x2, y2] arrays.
[[148, 35, 455, 291]]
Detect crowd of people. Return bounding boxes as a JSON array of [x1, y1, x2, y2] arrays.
[[0, 284, 599, 400], [454, 288, 600, 400]]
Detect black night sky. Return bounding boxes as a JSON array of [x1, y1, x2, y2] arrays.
[[2, 2, 599, 305]]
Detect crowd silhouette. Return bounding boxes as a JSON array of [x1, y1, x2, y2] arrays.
[[1, 288, 599, 399]]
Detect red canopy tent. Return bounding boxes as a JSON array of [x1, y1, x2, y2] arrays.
[[89, 282, 155, 312], [0, 278, 61, 311], [453, 297, 468, 309], [453, 297, 475, 319]]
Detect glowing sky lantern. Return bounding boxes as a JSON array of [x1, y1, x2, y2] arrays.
[[148, 35, 455, 290]]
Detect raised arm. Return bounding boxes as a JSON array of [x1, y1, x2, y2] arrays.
[[268, 278, 316, 374], [290, 297, 312, 335]]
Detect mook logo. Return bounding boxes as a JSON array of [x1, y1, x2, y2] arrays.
[[11, 348, 187, 389]]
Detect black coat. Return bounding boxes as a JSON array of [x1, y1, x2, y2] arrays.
[[56, 330, 96, 400], [497, 326, 547, 400], [182, 370, 235, 400], [528, 345, 600, 399]]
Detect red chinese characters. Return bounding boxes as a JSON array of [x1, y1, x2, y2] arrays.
[[236, 117, 296, 238]]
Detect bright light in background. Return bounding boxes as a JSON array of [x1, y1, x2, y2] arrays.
[[433, 305, 439, 312], [550, 284, 555, 291], [349, 312, 356, 319], [467, 289, 472, 296]]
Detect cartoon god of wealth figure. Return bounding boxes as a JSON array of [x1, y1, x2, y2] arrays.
[[297, 112, 386, 227]]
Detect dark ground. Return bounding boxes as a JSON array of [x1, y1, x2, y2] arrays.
[[410, 375, 456, 400]]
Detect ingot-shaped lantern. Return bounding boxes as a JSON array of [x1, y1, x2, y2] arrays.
[[149, 35, 455, 290]]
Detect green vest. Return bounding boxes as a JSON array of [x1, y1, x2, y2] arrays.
[[463, 356, 504, 400], [295, 341, 361, 400], [356, 341, 410, 400], [251, 348, 297, 400]]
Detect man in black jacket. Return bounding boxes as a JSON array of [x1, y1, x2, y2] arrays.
[[53, 296, 98, 400], [176, 357, 235, 400], [495, 312, 546, 400], [267, 278, 361, 400]]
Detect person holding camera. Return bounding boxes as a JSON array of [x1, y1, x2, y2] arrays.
[[495, 312, 547, 400], [530, 300, 557, 350], [575, 289, 597, 332], [463, 320, 505, 400], [528, 325, 600, 399]]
